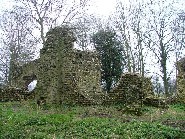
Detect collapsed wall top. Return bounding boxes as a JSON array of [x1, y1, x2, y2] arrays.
[[44, 25, 77, 49]]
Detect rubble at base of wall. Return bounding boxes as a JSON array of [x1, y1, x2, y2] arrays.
[[143, 96, 168, 108]]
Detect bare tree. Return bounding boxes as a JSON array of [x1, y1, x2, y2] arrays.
[[172, 12, 185, 62], [113, 1, 147, 75], [143, 1, 176, 96], [129, 2, 146, 76], [15, 0, 90, 44], [112, 0, 182, 96], [113, 2, 135, 72], [73, 15, 92, 50], [0, 6, 37, 85], [0, 47, 9, 84], [74, 14, 104, 50]]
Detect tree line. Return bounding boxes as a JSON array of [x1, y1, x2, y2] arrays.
[[0, 0, 184, 96]]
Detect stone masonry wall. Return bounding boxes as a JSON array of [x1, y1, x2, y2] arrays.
[[12, 59, 39, 89], [176, 57, 185, 103], [11, 26, 154, 106], [12, 26, 104, 105], [105, 73, 153, 107]]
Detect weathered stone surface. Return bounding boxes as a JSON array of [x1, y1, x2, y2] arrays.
[[9, 26, 154, 106], [105, 73, 153, 106], [176, 57, 185, 103], [0, 87, 33, 102], [143, 97, 168, 108], [11, 26, 104, 105], [12, 59, 39, 89]]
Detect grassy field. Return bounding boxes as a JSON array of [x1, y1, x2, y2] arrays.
[[1, 101, 185, 139]]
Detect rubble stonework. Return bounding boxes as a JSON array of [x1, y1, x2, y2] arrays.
[[105, 73, 153, 107], [9, 26, 154, 106], [0, 87, 34, 102], [12, 26, 104, 104], [176, 57, 185, 103], [12, 60, 39, 88]]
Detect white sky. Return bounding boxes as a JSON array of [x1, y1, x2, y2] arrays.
[[0, 0, 117, 14], [88, 0, 117, 17], [0, 0, 184, 18], [0, 0, 14, 11]]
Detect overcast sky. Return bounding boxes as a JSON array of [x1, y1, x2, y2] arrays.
[[0, 0, 117, 16], [0, 0, 14, 11], [1, 0, 184, 18]]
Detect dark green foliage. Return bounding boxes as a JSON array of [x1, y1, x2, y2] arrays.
[[92, 29, 123, 92]]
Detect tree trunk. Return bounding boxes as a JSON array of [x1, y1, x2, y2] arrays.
[[160, 36, 169, 96], [40, 20, 45, 44]]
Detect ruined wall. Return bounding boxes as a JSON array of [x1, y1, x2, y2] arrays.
[[68, 50, 103, 104], [36, 46, 59, 103], [105, 73, 153, 107], [11, 26, 155, 106], [0, 87, 24, 101], [12, 59, 39, 89], [54, 49, 104, 104], [13, 26, 104, 104], [0, 87, 35, 102], [176, 57, 185, 103]]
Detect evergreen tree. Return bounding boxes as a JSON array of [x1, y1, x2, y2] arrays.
[[92, 29, 123, 92]]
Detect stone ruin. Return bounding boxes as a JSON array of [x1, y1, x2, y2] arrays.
[[176, 57, 185, 103], [1, 26, 155, 108], [105, 73, 153, 108], [0, 87, 24, 101], [11, 26, 104, 105]]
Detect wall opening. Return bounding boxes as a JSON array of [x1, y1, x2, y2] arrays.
[[22, 74, 37, 91]]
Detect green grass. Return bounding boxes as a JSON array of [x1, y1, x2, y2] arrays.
[[1, 101, 185, 139], [170, 103, 185, 112]]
